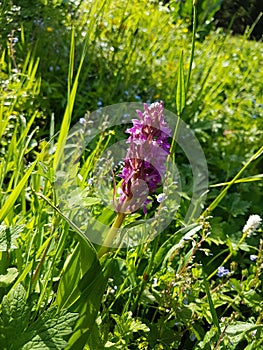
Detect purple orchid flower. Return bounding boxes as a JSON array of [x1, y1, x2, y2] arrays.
[[118, 101, 171, 213]]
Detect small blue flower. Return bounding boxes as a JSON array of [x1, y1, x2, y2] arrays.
[[217, 266, 229, 278], [88, 178, 93, 185], [79, 118, 86, 125], [156, 193, 166, 203], [250, 254, 257, 261]]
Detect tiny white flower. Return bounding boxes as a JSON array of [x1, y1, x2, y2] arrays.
[[243, 214, 262, 236]]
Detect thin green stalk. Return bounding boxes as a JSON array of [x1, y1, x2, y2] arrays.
[[98, 212, 126, 258]]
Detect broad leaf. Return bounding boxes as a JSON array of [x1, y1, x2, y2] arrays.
[[0, 284, 78, 350]]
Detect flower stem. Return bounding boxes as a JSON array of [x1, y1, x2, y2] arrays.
[[98, 212, 126, 258]]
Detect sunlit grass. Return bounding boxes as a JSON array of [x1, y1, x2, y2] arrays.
[[0, 0, 262, 348]]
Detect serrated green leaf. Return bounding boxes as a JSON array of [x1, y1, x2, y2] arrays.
[[0, 284, 78, 350], [17, 307, 78, 350], [197, 325, 218, 349], [0, 284, 30, 343], [67, 188, 101, 209]]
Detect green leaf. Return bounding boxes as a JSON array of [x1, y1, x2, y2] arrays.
[[56, 232, 109, 350], [224, 322, 262, 348], [196, 325, 218, 349], [0, 284, 30, 343], [203, 275, 220, 334], [0, 267, 18, 287], [17, 307, 78, 350], [0, 160, 37, 223], [66, 188, 101, 209], [0, 224, 24, 251], [53, 27, 88, 171], [0, 284, 78, 350], [106, 311, 150, 348], [67, 258, 109, 350]]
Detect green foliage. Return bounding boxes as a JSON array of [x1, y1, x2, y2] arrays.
[[0, 0, 263, 349], [169, 0, 223, 39], [0, 284, 78, 349]]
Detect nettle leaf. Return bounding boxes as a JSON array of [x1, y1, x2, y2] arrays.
[[0, 284, 29, 349], [0, 224, 24, 251], [0, 284, 78, 350], [18, 307, 78, 350], [1, 283, 30, 336]]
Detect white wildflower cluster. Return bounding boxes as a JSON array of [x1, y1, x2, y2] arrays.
[[242, 214, 262, 236]]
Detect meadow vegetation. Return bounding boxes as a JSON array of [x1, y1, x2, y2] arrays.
[[0, 0, 262, 349]]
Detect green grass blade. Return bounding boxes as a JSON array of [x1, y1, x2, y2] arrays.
[[186, 0, 197, 93], [210, 174, 263, 187], [53, 28, 88, 171], [0, 160, 37, 223], [203, 276, 220, 332], [206, 146, 263, 213], [176, 50, 186, 117]]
